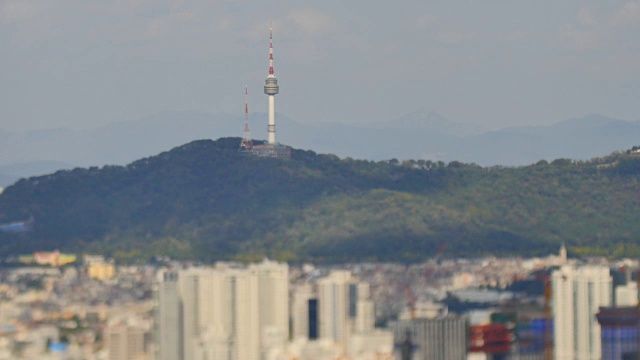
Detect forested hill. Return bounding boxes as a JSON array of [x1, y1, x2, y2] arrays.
[[1, 138, 640, 263]]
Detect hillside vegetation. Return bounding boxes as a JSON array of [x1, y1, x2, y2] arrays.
[[1, 138, 640, 263]]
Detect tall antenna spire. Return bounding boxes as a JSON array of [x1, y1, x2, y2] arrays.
[[245, 85, 249, 123], [264, 23, 279, 145], [240, 85, 253, 151], [268, 23, 275, 77]]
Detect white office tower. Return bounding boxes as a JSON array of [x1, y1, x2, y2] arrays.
[[292, 284, 315, 340], [316, 271, 382, 355], [318, 271, 352, 346], [157, 270, 181, 360], [179, 269, 202, 360], [552, 265, 612, 360], [250, 259, 289, 355], [228, 268, 261, 360], [355, 283, 374, 334]]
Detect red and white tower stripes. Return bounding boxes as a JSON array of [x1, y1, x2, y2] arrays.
[[240, 85, 253, 151], [268, 26, 275, 77]]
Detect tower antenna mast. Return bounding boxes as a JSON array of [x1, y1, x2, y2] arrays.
[[269, 25, 275, 76], [240, 85, 253, 151]]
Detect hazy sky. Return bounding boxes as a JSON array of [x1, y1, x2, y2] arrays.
[[2, 0, 640, 132]]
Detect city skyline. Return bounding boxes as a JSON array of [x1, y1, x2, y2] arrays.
[[0, 246, 638, 359], [2, 1, 640, 134]]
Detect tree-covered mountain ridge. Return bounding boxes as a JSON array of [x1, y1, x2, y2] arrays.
[[1, 138, 640, 263]]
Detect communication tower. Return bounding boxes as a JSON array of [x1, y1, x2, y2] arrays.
[[239, 85, 253, 152], [248, 24, 291, 160], [264, 24, 279, 144]]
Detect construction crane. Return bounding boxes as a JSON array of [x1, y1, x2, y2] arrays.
[[424, 241, 447, 280], [404, 286, 417, 320], [402, 242, 447, 323], [435, 241, 446, 265]]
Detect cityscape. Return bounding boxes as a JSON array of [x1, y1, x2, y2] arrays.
[[2, 2, 640, 360], [0, 246, 637, 359]]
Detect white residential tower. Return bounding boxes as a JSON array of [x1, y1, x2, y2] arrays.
[[552, 265, 612, 360]]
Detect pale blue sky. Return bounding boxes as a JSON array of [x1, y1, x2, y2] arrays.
[[1, 0, 639, 132]]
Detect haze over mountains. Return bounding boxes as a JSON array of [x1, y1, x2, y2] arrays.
[[1, 111, 639, 187]]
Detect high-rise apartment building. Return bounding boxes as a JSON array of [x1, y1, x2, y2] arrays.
[[157, 270, 181, 360], [552, 265, 612, 360], [250, 259, 289, 351], [318, 270, 353, 346], [354, 283, 375, 334], [179, 268, 201, 360], [292, 284, 316, 340], [317, 271, 376, 351], [155, 260, 288, 360]]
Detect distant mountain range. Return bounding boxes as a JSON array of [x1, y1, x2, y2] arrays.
[[1, 111, 638, 186]]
